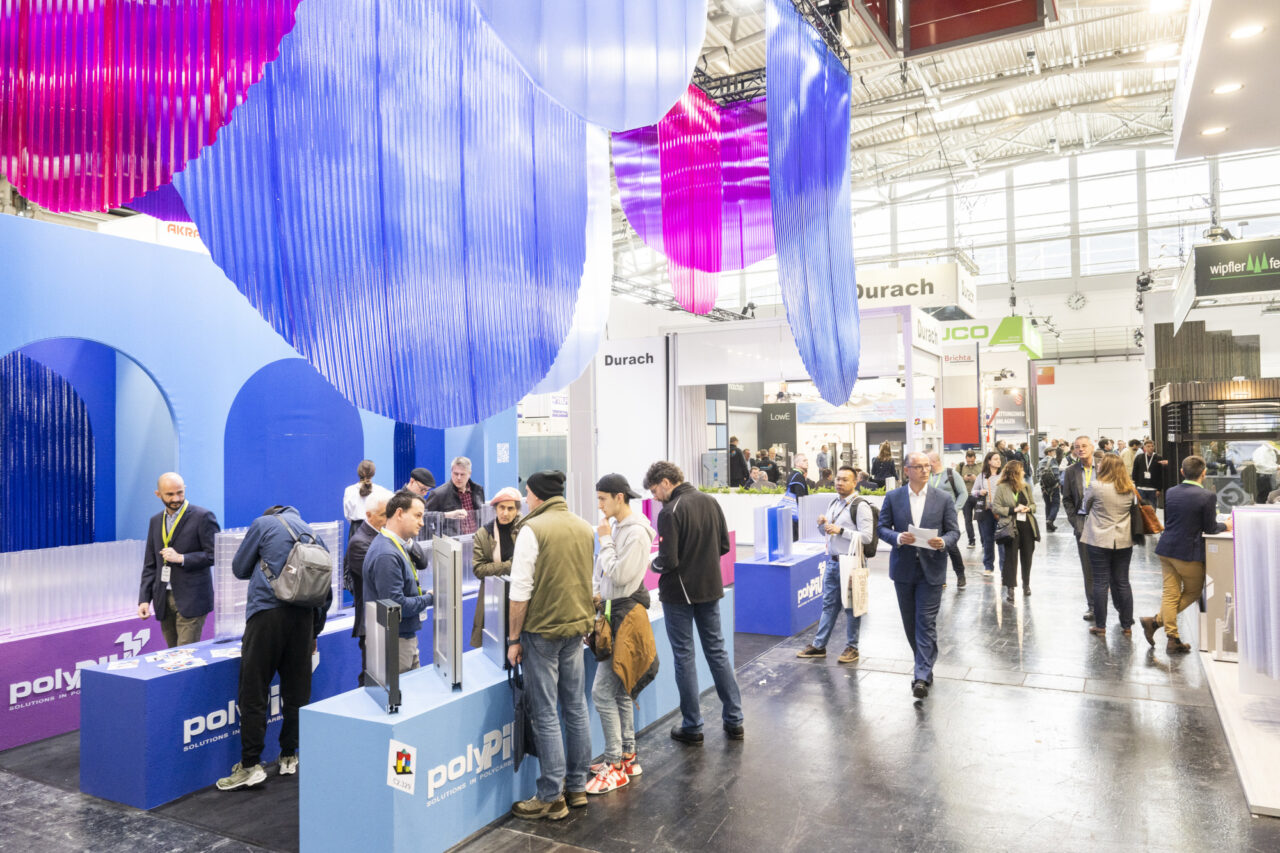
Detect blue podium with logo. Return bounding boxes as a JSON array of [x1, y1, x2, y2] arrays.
[[299, 590, 734, 853], [734, 505, 826, 636], [79, 595, 476, 810]]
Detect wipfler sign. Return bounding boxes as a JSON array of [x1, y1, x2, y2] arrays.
[[1195, 237, 1280, 297]]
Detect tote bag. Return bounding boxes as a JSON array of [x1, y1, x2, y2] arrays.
[[839, 530, 870, 617]]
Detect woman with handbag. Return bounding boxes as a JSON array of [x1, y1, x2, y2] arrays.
[[992, 460, 1039, 603], [1082, 455, 1138, 637], [870, 441, 898, 488], [971, 451, 1004, 577]]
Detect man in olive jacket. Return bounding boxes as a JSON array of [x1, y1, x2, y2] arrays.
[[644, 460, 744, 746], [506, 471, 594, 821]]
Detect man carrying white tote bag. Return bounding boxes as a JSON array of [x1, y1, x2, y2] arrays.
[[796, 467, 877, 664]]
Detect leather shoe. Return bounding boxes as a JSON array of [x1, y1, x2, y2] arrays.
[[1140, 616, 1158, 647], [1089, 626, 1106, 636], [723, 723, 745, 741], [1023, 585, 1031, 596], [669, 726, 703, 745], [1167, 638, 1192, 654], [956, 574, 967, 588], [1004, 587, 1016, 603], [911, 679, 929, 699], [1082, 609, 1094, 621]]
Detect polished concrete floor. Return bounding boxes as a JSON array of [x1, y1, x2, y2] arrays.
[[3, 526, 1279, 852]]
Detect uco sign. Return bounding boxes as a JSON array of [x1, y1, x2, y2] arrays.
[[856, 262, 977, 317], [942, 323, 990, 343]]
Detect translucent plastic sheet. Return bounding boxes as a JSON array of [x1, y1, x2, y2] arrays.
[[175, 0, 588, 428], [0, 352, 94, 553], [0, 540, 143, 638], [1233, 508, 1280, 690], [0, 0, 301, 213], [213, 521, 342, 640], [470, 0, 706, 132], [124, 184, 192, 222], [765, 0, 861, 406], [530, 126, 613, 394], [613, 89, 775, 314]]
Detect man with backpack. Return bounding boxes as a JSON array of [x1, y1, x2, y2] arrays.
[[1039, 461, 1062, 533], [928, 452, 970, 588], [217, 505, 334, 791], [796, 466, 876, 664]]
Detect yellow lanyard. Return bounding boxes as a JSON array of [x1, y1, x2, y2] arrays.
[[162, 502, 189, 548], [380, 528, 422, 595], [1084, 467, 1093, 487]]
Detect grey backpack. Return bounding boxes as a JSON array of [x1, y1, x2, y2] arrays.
[[260, 516, 332, 607]]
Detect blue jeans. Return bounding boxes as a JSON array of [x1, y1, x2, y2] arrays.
[[1045, 492, 1061, 524], [522, 632, 591, 801], [977, 510, 997, 572], [894, 580, 943, 682], [813, 558, 861, 650], [663, 599, 743, 732], [591, 660, 634, 765], [1087, 545, 1134, 630]]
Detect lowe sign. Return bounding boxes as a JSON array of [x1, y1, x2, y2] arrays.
[[856, 263, 977, 317]]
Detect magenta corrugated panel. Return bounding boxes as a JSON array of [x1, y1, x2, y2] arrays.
[[0, 0, 300, 213]]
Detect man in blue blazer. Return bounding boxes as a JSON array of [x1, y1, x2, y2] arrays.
[[878, 451, 962, 699], [137, 473, 220, 647], [1142, 455, 1230, 654]]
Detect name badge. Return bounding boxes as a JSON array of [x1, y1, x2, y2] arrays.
[[160, 564, 171, 584], [1016, 512, 1027, 522], [1143, 472, 1151, 479]]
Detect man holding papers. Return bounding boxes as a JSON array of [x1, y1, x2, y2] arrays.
[[878, 451, 962, 700]]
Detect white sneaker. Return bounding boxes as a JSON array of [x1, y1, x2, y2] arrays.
[[216, 762, 267, 790], [279, 755, 298, 776]]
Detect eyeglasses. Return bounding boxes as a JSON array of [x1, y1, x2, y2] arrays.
[[904, 464, 927, 470]]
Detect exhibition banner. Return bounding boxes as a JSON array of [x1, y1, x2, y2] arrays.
[[1, 616, 167, 751], [596, 336, 667, 490], [760, 402, 798, 453], [988, 387, 1029, 431], [1194, 236, 1280, 298], [856, 263, 978, 318]]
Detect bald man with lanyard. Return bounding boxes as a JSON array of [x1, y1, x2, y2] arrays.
[[137, 473, 220, 647]]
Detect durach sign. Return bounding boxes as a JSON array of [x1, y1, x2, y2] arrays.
[[1195, 237, 1280, 297]]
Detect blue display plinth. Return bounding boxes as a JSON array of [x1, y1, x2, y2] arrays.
[[734, 544, 826, 636], [79, 596, 476, 810], [299, 590, 735, 853]]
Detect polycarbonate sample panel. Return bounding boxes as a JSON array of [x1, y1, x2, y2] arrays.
[[175, 0, 588, 428], [766, 0, 861, 406]]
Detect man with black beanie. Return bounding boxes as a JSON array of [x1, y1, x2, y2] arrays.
[[643, 461, 744, 745], [506, 470, 595, 820]]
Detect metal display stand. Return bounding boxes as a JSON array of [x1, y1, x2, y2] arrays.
[[432, 536, 464, 690], [364, 600, 402, 713]]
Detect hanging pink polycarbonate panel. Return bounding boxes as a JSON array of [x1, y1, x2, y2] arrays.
[[0, 0, 301, 213], [614, 88, 776, 314], [470, 0, 706, 132]]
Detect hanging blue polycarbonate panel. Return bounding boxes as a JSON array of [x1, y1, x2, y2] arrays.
[[470, 0, 707, 132], [175, 0, 588, 428], [765, 0, 860, 406], [0, 352, 95, 553], [531, 126, 613, 394]]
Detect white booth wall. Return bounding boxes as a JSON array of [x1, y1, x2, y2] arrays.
[[1036, 358, 1151, 442]]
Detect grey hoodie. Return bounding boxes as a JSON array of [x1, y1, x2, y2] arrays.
[[594, 512, 655, 601]]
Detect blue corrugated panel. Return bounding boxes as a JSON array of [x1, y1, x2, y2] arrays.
[[0, 352, 95, 552], [766, 0, 861, 405], [175, 0, 587, 429]]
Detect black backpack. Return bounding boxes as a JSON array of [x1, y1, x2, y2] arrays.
[[849, 497, 880, 559]]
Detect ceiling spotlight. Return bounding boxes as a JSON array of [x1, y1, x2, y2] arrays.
[[1136, 270, 1153, 292], [1135, 293, 1145, 312], [1212, 82, 1243, 95], [1201, 126, 1227, 136], [1133, 329, 1145, 347], [1230, 24, 1265, 40]]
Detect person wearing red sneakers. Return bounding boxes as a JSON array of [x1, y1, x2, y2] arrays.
[[586, 474, 655, 796]]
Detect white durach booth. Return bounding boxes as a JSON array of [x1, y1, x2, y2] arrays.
[[588, 306, 944, 544]]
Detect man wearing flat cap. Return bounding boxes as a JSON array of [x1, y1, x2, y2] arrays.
[[506, 471, 595, 820]]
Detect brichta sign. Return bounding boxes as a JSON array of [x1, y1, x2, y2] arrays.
[[856, 262, 977, 317], [1194, 237, 1280, 298]]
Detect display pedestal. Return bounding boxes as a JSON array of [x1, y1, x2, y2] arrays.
[[1201, 653, 1280, 817], [734, 544, 826, 636], [299, 590, 734, 853]]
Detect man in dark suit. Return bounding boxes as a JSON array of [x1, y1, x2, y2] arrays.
[[728, 436, 749, 487], [1061, 436, 1097, 622], [877, 451, 961, 699], [1142, 455, 1230, 654], [1132, 439, 1166, 506], [137, 472, 220, 648], [344, 494, 388, 686]]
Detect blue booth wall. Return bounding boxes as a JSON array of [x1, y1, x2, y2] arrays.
[[0, 217, 518, 532]]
